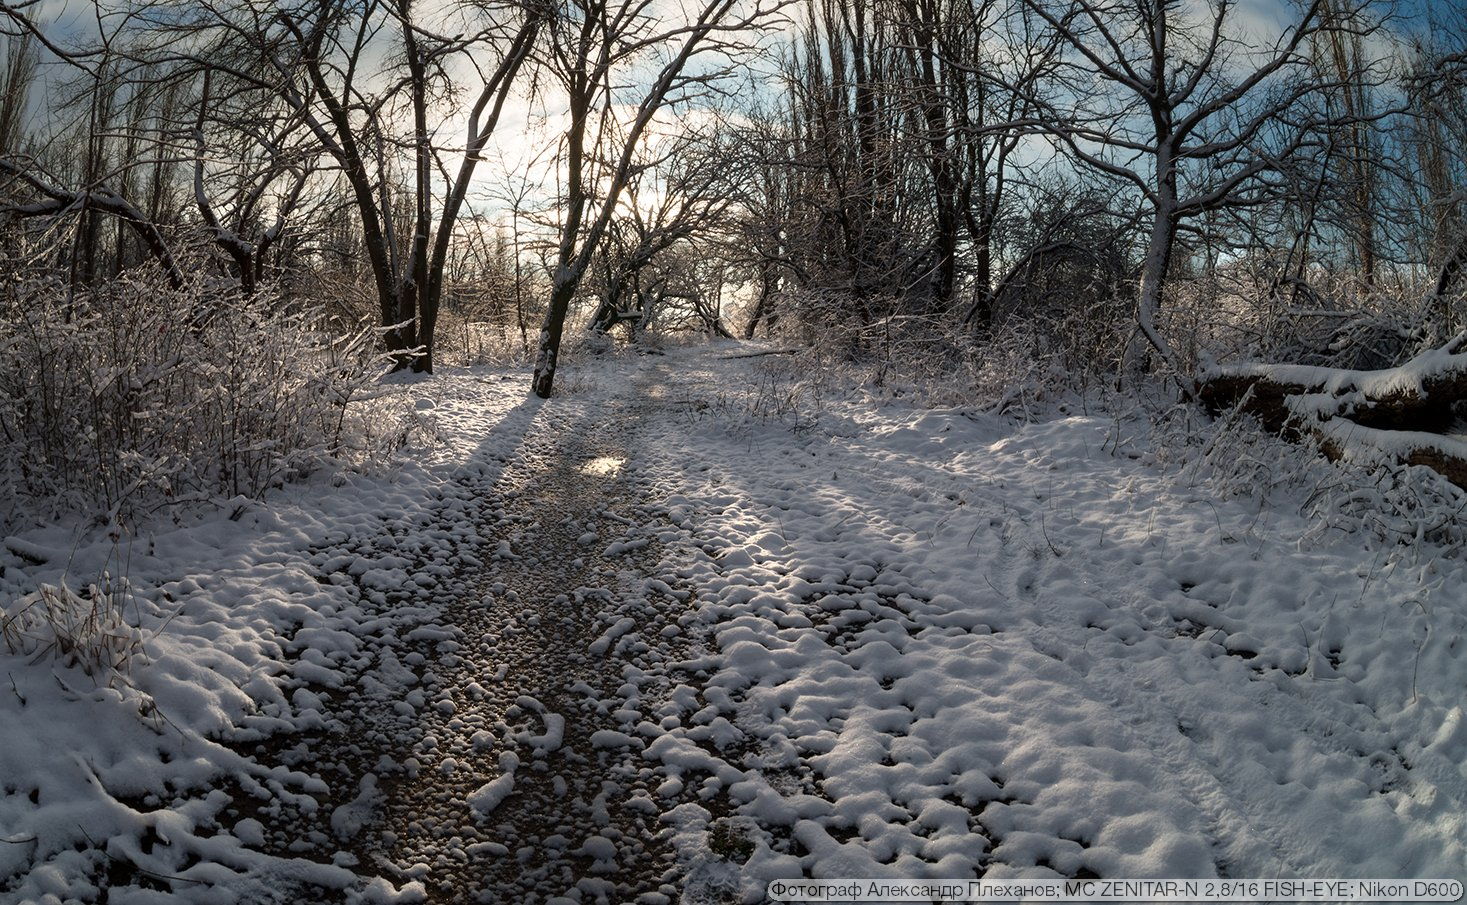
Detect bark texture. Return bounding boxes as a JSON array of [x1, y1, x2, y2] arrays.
[[1198, 336, 1467, 486]]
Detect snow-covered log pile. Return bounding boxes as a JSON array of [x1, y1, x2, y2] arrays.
[[1199, 335, 1467, 487]]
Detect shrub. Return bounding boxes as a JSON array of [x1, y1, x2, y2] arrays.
[[0, 577, 142, 680], [0, 271, 414, 527]]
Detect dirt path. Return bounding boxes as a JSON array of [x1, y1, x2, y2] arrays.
[[236, 364, 720, 904]]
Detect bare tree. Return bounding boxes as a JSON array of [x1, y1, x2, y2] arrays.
[[190, 72, 316, 295], [584, 126, 742, 337], [731, 0, 1057, 331], [528, 0, 787, 397], [108, 0, 542, 368], [0, 7, 189, 287], [730, 110, 795, 338], [1405, 8, 1467, 318], [1023, 0, 1384, 373], [0, 156, 187, 286], [0, 33, 36, 159]]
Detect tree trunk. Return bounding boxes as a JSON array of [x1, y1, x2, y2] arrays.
[[1433, 235, 1467, 303], [532, 274, 578, 398], [418, 14, 540, 374], [399, 0, 434, 373], [744, 267, 776, 338], [960, 187, 996, 327], [1135, 143, 1182, 371]]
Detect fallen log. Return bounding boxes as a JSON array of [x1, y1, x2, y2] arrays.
[[719, 347, 804, 360], [1199, 335, 1467, 432], [1198, 335, 1467, 489], [1308, 415, 1467, 488]]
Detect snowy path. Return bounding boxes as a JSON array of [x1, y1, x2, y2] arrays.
[[3, 345, 1466, 903], [628, 351, 1467, 899], [235, 365, 719, 903]]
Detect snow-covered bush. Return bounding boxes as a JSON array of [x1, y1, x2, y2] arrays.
[[760, 289, 1131, 414], [0, 271, 414, 527], [1, 577, 142, 680], [1159, 264, 1454, 372]]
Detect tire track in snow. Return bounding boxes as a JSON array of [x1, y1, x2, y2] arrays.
[[804, 408, 1453, 879], [971, 500, 1287, 878]]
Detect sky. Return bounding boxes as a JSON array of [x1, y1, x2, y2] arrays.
[[2, 0, 1456, 232]]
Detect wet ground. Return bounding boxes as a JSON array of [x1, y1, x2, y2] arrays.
[[231, 367, 720, 904]]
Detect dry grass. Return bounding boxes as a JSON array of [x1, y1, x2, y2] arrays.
[[1, 577, 143, 680]]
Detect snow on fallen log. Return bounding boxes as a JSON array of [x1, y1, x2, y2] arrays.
[[1199, 335, 1467, 432], [1305, 410, 1467, 488], [1198, 335, 1467, 487]]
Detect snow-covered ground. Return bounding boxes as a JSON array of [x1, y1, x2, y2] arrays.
[[638, 352, 1467, 897], [2, 345, 1464, 903]]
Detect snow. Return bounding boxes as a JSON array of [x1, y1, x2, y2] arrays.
[[514, 697, 566, 753], [3, 344, 1464, 901], [632, 347, 1467, 898], [1207, 342, 1467, 400], [468, 754, 520, 816], [330, 775, 382, 841], [589, 616, 638, 655]]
